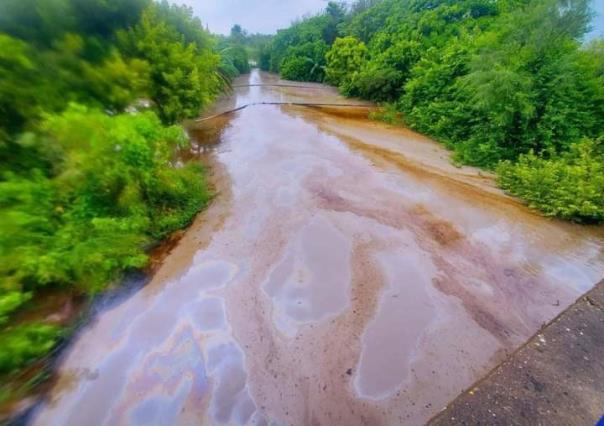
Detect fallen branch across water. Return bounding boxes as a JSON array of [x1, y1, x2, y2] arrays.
[[232, 84, 326, 89], [195, 102, 373, 122]]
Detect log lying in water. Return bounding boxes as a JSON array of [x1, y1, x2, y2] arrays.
[[195, 102, 374, 123], [232, 84, 327, 89]]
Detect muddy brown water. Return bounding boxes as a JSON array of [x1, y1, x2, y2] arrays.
[[30, 70, 604, 425]]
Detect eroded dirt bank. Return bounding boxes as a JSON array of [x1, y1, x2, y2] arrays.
[[31, 70, 604, 425]]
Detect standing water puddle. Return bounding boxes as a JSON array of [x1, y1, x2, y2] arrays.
[[263, 215, 352, 337], [31, 70, 604, 425]]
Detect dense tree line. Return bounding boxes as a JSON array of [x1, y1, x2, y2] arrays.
[[216, 25, 252, 79], [217, 24, 272, 77], [0, 0, 232, 395], [263, 2, 346, 82], [262, 0, 604, 222]]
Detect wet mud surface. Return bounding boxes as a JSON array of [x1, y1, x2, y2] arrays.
[[31, 70, 604, 425]]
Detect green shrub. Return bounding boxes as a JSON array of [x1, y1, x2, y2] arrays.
[[325, 36, 367, 87], [368, 103, 405, 126], [227, 45, 251, 74], [0, 292, 32, 326], [0, 105, 212, 379], [346, 65, 404, 101], [281, 57, 317, 81], [118, 3, 222, 124], [0, 105, 211, 293], [219, 57, 240, 80], [0, 0, 221, 394], [280, 40, 328, 82], [498, 138, 604, 222], [0, 324, 62, 375], [147, 163, 211, 239], [267, 4, 343, 77]]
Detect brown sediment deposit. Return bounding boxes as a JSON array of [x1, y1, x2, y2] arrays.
[[411, 205, 464, 247], [30, 70, 604, 426]]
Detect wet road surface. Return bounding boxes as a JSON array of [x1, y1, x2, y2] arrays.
[[31, 70, 604, 425]]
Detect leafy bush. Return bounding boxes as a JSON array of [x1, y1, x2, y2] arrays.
[[0, 105, 211, 293], [0, 292, 32, 326], [0, 0, 221, 395], [259, 44, 272, 71], [498, 138, 604, 222], [259, 0, 604, 225], [118, 4, 222, 125], [0, 35, 39, 134], [268, 2, 344, 81], [217, 41, 250, 78], [0, 324, 62, 375], [0, 2, 153, 133], [350, 39, 421, 101], [147, 163, 211, 239], [227, 45, 251, 74], [280, 40, 329, 82], [0, 105, 212, 378], [368, 103, 405, 126], [345, 64, 404, 101], [281, 57, 317, 81], [218, 57, 240, 80], [325, 36, 367, 87]]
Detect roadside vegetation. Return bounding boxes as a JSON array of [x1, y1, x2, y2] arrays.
[[0, 0, 240, 402], [262, 0, 604, 223], [217, 25, 252, 78], [217, 24, 272, 78]]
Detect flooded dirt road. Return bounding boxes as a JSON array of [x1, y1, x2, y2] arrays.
[[31, 70, 604, 425]]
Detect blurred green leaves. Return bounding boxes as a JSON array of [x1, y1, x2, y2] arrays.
[[0, 0, 218, 379]]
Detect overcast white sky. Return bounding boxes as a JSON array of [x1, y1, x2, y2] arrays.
[[172, 0, 603, 37], [174, 0, 340, 35], [591, 0, 604, 39]]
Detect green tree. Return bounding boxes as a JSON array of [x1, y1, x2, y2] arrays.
[[0, 0, 73, 46], [324, 1, 346, 44], [280, 40, 329, 82], [119, 4, 222, 124], [325, 36, 368, 87], [0, 0, 224, 390], [402, 41, 473, 148], [266, 2, 347, 81], [217, 25, 252, 76], [230, 24, 247, 44], [259, 44, 272, 71], [0, 35, 39, 134], [70, 0, 149, 38], [267, 0, 604, 221], [0, 106, 212, 376]]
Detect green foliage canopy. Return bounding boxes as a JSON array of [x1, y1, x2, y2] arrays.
[[265, 2, 346, 82], [119, 2, 222, 125], [266, 0, 604, 222], [0, 0, 220, 383], [325, 36, 368, 88]]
